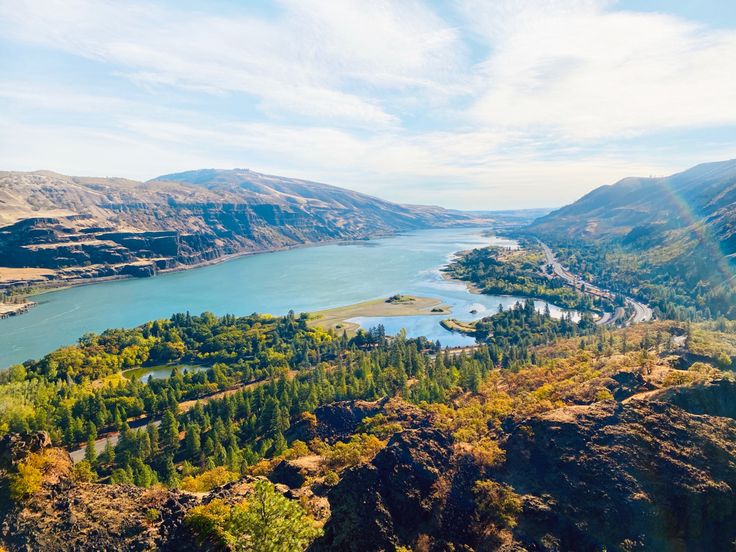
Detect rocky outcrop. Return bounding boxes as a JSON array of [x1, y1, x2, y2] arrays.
[[0, 431, 51, 469], [311, 428, 455, 552], [288, 398, 430, 444], [311, 382, 736, 551], [0, 442, 326, 552], [500, 398, 736, 551]]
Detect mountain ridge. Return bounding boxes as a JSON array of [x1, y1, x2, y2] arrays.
[[527, 158, 736, 241], [524, 157, 736, 318], [0, 168, 485, 290]]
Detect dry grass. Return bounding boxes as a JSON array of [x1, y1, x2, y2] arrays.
[[308, 295, 449, 334]]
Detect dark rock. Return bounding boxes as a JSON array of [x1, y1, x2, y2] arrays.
[[311, 428, 454, 551]]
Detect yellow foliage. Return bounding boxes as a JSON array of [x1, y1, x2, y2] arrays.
[[181, 466, 239, 492], [473, 480, 522, 530], [325, 434, 385, 470], [9, 452, 51, 501]]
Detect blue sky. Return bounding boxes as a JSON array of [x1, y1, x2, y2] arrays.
[[1, 0, 735, 209]]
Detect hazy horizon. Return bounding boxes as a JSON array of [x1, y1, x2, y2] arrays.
[[2, 0, 735, 209]]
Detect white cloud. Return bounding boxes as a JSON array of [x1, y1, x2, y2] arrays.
[[1, 0, 735, 209], [462, 0, 736, 139], [0, 0, 463, 127]]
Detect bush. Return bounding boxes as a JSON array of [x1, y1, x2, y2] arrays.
[[8, 452, 50, 501], [185, 499, 232, 548], [71, 460, 98, 483], [473, 480, 522, 530], [9, 462, 43, 500], [323, 470, 339, 487], [325, 434, 384, 470], [181, 466, 239, 492]]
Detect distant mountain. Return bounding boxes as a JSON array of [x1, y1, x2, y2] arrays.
[[525, 158, 736, 318], [528, 159, 736, 245], [0, 169, 484, 288]]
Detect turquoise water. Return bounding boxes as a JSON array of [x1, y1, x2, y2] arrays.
[[0, 227, 567, 367]]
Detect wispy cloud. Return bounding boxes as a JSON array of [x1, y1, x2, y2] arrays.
[[0, 0, 735, 208]]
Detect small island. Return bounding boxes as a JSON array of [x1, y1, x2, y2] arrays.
[[308, 295, 450, 334]]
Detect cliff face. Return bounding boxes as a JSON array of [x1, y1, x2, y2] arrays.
[[3, 379, 736, 551], [310, 381, 736, 552], [0, 169, 481, 288]]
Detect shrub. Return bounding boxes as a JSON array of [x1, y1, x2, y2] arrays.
[[181, 466, 239, 492], [8, 452, 50, 501], [473, 480, 522, 530], [71, 460, 98, 483], [9, 462, 43, 500], [468, 438, 505, 467], [185, 499, 232, 549], [323, 470, 339, 487], [285, 440, 310, 459], [325, 434, 384, 470]]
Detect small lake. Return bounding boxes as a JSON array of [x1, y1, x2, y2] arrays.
[[0, 227, 569, 367], [123, 364, 207, 383]]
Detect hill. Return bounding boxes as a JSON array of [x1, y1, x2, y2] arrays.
[[529, 159, 736, 241], [0, 169, 483, 289], [524, 159, 736, 319]]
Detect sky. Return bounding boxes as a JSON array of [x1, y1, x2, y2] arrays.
[[1, 0, 735, 210]]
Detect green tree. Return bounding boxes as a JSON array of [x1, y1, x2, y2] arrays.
[[160, 410, 180, 451], [84, 437, 98, 466], [101, 437, 115, 465], [186, 424, 202, 459], [227, 480, 322, 551]]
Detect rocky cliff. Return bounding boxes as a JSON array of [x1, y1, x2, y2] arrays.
[[0, 169, 482, 289], [311, 381, 736, 551]]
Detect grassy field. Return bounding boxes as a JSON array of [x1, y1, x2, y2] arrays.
[[308, 295, 450, 334]]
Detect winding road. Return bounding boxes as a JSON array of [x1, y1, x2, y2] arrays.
[[539, 242, 652, 325]]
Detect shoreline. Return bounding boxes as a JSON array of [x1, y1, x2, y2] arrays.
[[0, 300, 36, 319], [11, 232, 402, 302], [5, 224, 487, 314], [4, 225, 490, 306]]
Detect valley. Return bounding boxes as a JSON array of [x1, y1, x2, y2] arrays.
[[0, 228, 561, 367], [0, 169, 488, 295], [2, 159, 736, 552], [4, 1, 735, 549]]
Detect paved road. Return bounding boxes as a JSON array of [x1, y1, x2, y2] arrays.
[[539, 242, 652, 325]]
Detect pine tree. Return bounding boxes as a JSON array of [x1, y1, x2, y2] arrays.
[[101, 437, 115, 465], [160, 410, 180, 451], [84, 437, 97, 466], [185, 424, 201, 459]]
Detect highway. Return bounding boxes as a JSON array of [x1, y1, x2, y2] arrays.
[[539, 242, 652, 325]]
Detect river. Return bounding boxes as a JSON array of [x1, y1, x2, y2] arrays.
[[0, 227, 572, 368]]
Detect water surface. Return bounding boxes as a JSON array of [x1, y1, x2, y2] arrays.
[[0, 228, 561, 367]]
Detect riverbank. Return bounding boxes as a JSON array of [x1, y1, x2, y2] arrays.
[[0, 232, 406, 312], [308, 295, 450, 334], [0, 227, 502, 367], [0, 300, 36, 319]]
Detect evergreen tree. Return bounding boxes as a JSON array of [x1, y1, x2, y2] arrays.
[[160, 410, 180, 451]]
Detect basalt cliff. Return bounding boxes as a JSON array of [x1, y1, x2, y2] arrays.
[[0, 169, 483, 289]]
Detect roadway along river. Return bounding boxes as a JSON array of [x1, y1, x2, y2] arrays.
[[0, 227, 575, 368]]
